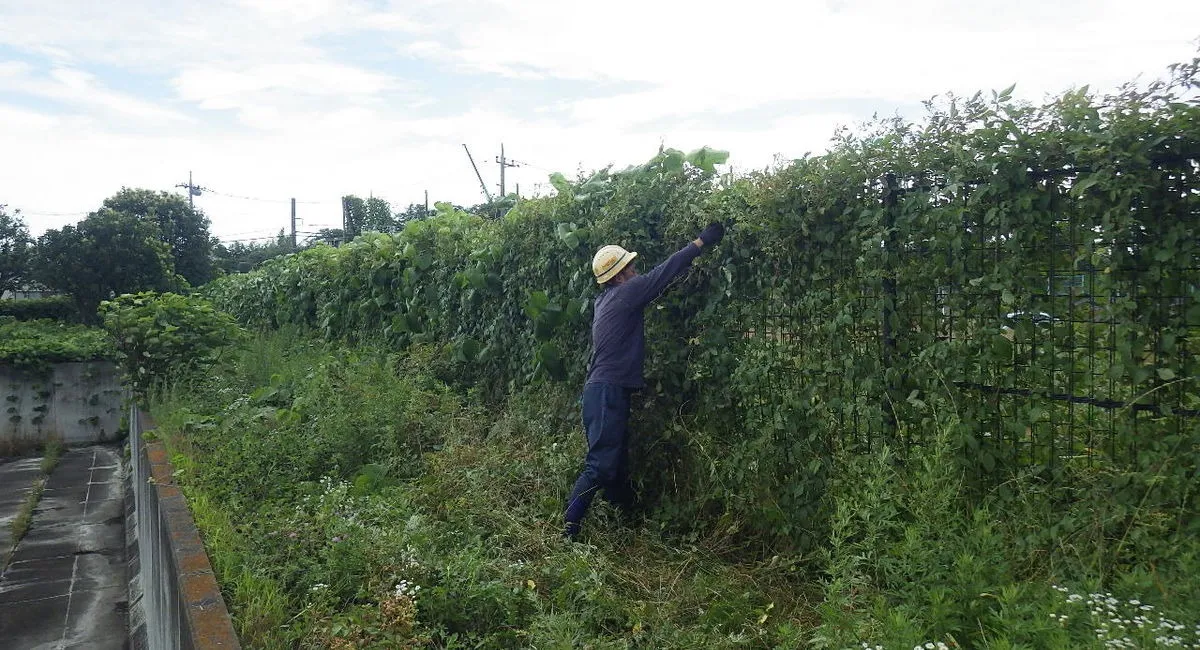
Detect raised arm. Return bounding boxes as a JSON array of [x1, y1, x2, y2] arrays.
[[620, 222, 725, 308]]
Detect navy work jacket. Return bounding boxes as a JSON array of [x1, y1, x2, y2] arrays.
[[585, 243, 702, 388]]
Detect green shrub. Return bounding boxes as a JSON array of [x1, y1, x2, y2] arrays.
[[100, 291, 246, 396], [0, 296, 80, 322], [0, 317, 113, 370]]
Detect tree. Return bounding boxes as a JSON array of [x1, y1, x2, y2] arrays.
[[212, 230, 295, 274], [100, 188, 215, 286], [307, 228, 345, 247], [344, 195, 399, 237], [364, 196, 394, 233], [0, 205, 33, 296], [469, 195, 516, 219], [395, 203, 429, 227], [35, 209, 176, 320], [343, 195, 366, 238]]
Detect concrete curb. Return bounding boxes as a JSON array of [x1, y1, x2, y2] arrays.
[[129, 408, 241, 649]]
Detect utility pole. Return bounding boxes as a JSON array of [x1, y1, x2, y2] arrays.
[[424, 190, 429, 218], [341, 196, 349, 245], [495, 143, 519, 197], [462, 144, 493, 202], [290, 198, 297, 249], [175, 171, 204, 209]]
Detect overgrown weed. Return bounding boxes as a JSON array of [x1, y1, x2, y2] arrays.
[[6, 476, 45, 562], [150, 332, 1200, 648]]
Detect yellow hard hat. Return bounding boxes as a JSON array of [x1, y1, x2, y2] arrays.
[[592, 245, 638, 284]]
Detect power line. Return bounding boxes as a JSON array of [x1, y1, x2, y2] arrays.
[[205, 188, 330, 205], [175, 170, 332, 205], [216, 230, 280, 239], [216, 235, 286, 243], [18, 210, 89, 217]]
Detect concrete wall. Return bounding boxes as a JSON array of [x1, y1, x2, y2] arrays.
[[1, 362, 123, 448], [129, 407, 240, 650]]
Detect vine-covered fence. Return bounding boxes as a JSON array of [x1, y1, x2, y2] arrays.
[[206, 62, 1200, 545], [739, 154, 1199, 475]]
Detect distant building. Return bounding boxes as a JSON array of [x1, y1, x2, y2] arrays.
[[1, 284, 58, 300]]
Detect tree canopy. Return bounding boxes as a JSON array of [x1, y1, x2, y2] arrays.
[[0, 205, 33, 296], [101, 188, 215, 285], [35, 209, 176, 320], [213, 230, 296, 274]]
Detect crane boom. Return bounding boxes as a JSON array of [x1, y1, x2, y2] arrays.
[[462, 144, 493, 202]]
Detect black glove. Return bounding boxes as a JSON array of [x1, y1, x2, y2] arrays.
[[698, 222, 725, 246]]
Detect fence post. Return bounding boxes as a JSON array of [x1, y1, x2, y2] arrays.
[[881, 173, 900, 441]]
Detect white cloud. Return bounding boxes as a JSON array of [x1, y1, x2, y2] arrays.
[[172, 63, 400, 111], [0, 105, 57, 130], [0, 0, 1196, 241], [0, 62, 190, 124]]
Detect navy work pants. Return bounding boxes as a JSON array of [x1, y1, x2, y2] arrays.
[[564, 383, 635, 533]]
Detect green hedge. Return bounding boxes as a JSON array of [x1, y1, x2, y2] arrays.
[[0, 296, 80, 323], [206, 61, 1200, 548], [0, 318, 114, 371]]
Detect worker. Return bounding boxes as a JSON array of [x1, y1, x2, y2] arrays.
[[564, 222, 726, 540]]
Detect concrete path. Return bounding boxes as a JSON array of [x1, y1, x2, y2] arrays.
[[0, 455, 43, 567], [0, 446, 128, 650]]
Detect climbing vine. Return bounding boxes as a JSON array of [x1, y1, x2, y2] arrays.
[[205, 61, 1200, 547]]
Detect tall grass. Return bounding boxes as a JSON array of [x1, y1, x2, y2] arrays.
[[150, 332, 1200, 648]]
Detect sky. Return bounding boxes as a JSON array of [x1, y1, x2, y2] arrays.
[[1, 0, 1197, 243]]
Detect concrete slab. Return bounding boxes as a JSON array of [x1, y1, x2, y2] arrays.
[[84, 479, 123, 503], [33, 489, 89, 520], [74, 551, 126, 592], [0, 593, 70, 648], [83, 498, 125, 526], [77, 522, 125, 555], [0, 576, 73, 604], [0, 445, 128, 648], [87, 482, 122, 504], [88, 466, 119, 484], [65, 635, 128, 650], [9, 524, 80, 562], [62, 585, 128, 647], [43, 456, 94, 489], [1, 556, 76, 586]]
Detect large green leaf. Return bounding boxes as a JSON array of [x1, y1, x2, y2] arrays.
[[536, 342, 566, 380], [685, 146, 730, 172], [454, 337, 482, 362], [549, 172, 572, 194], [524, 290, 550, 319]]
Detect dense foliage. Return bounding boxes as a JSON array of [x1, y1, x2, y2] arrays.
[[0, 205, 33, 296], [100, 292, 246, 395], [341, 196, 435, 240], [0, 296, 80, 322], [99, 188, 216, 286], [0, 317, 113, 370], [207, 60, 1200, 552], [213, 231, 299, 274], [36, 208, 177, 320], [153, 332, 1200, 648], [32, 188, 217, 320]]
